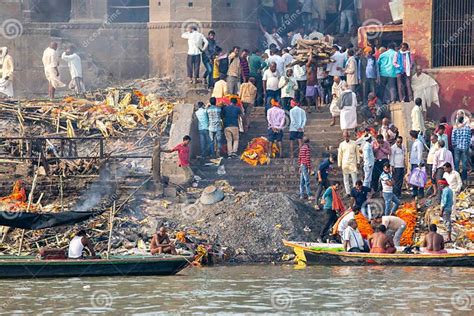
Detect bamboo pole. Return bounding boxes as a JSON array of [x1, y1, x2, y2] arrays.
[[17, 154, 41, 256], [106, 202, 115, 260], [59, 175, 64, 211]]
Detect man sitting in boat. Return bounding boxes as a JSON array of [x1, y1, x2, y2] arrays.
[[342, 219, 369, 252], [68, 230, 96, 259], [150, 227, 177, 255], [371, 215, 406, 247], [368, 225, 396, 254], [421, 224, 447, 254]]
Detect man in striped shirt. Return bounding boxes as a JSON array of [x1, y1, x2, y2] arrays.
[[298, 137, 313, 199]]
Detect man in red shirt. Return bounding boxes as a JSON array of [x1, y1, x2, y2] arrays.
[[298, 137, 313, 200], [163, 135, 193, 183]]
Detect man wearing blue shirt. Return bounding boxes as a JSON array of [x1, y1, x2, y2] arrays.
[[378, 42, 397, 104], [221, 98, 242, 158], [315, 155, 336, 208], [452, 117, 472, 181], [439, 178, 454, 242], [207, 97, 223, 158], [195, 101, 211, 158]]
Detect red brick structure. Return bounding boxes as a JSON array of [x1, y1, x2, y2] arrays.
[[403, 0, 474, 120]]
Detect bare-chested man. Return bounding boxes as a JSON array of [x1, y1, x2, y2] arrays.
[[150, 227, 177, 255], [368, 224, 396, 253], [422, 224, 447, 254], [372, 215, 406, 247]]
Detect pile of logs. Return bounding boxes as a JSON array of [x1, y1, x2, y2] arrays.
[[289, 39, 335, 67]]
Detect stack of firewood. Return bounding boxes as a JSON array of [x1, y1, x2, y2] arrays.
[[289, 39, 335, 67]]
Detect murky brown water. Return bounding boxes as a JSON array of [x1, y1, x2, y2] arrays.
[[0, 265, 472, 314]]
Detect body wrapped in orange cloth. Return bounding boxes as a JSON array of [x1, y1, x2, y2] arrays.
[[241, 137, 279, 166]]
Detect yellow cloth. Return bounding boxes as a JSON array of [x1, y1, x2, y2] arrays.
[[338, 140, 359, 173], [213, 58, 220, 79], [212, 80, 228, 98], [239, 82, 257, 104]]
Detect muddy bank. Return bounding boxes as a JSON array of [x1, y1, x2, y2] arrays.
[[140, 188, 327, 263]]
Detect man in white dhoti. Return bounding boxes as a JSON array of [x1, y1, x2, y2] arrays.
[[0, 47, 14, 98], [42, 42, 65, 99], [61, 46, 85, 95], [329, 76, 346, 126], [338, 82, 358, 131], [411, 65, 440, 113]]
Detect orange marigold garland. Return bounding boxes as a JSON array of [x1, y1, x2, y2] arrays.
[[354, 213, 374, 239], [395, 202, 417, 246]]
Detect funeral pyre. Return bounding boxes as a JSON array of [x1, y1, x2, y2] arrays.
[[0, 78, 181, 176]]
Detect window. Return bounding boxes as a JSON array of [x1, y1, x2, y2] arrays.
[[108, 0, 149, 23], [432, 0, 474, 67], [31, 0, 71, 22]]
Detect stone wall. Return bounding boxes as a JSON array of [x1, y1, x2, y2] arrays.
[[3, 23, 149, 97], [148, 0, 258, 79]]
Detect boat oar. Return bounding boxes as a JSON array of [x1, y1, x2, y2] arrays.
[[18, 154, 41, 256]]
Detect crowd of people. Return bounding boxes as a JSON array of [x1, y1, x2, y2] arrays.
[[176, 12, 473, 254]]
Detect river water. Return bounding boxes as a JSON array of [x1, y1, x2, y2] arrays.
[[0, 265, 472, 315]]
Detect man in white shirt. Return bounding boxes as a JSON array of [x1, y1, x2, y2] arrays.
[[0, 47, 14, 98], [258, 22, 284, 49], [327, 46, 345, 78], [42, 42, 65, 99], [282, 48, 294, 69], [61, 46, 84, 95], [338, 130, 359, 196], [291, 26, 305, 46], [409, 130, 424, 170], [390, 136, 405, 198], [443, 162, 462, 210], [181, 26, 208, 84], [343, 219, 368, 252], [262, 62, 281, 110], [267, 49, 285, 77]]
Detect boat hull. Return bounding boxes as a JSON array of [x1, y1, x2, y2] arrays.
[[283, 241, 474, 267], [0, 255, 192, 278]]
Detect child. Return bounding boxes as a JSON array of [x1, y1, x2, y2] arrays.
[[408, 162, 427, 200]]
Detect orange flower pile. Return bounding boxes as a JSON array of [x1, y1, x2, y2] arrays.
[[396, 202, 417, 246], [355, 213, 374, 239], [241, 137, 278, 166]]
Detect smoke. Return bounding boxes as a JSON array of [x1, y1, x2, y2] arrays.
[[72, 165, 119, 213]]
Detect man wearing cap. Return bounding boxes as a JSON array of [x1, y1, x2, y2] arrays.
[[267, 100, 286, 158], [289, 100, 307, 159], [439, 178, 454, 242]]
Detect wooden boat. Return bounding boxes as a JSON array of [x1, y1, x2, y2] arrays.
[[283, 241, 474, 267], [0, 255, 193, 278]]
